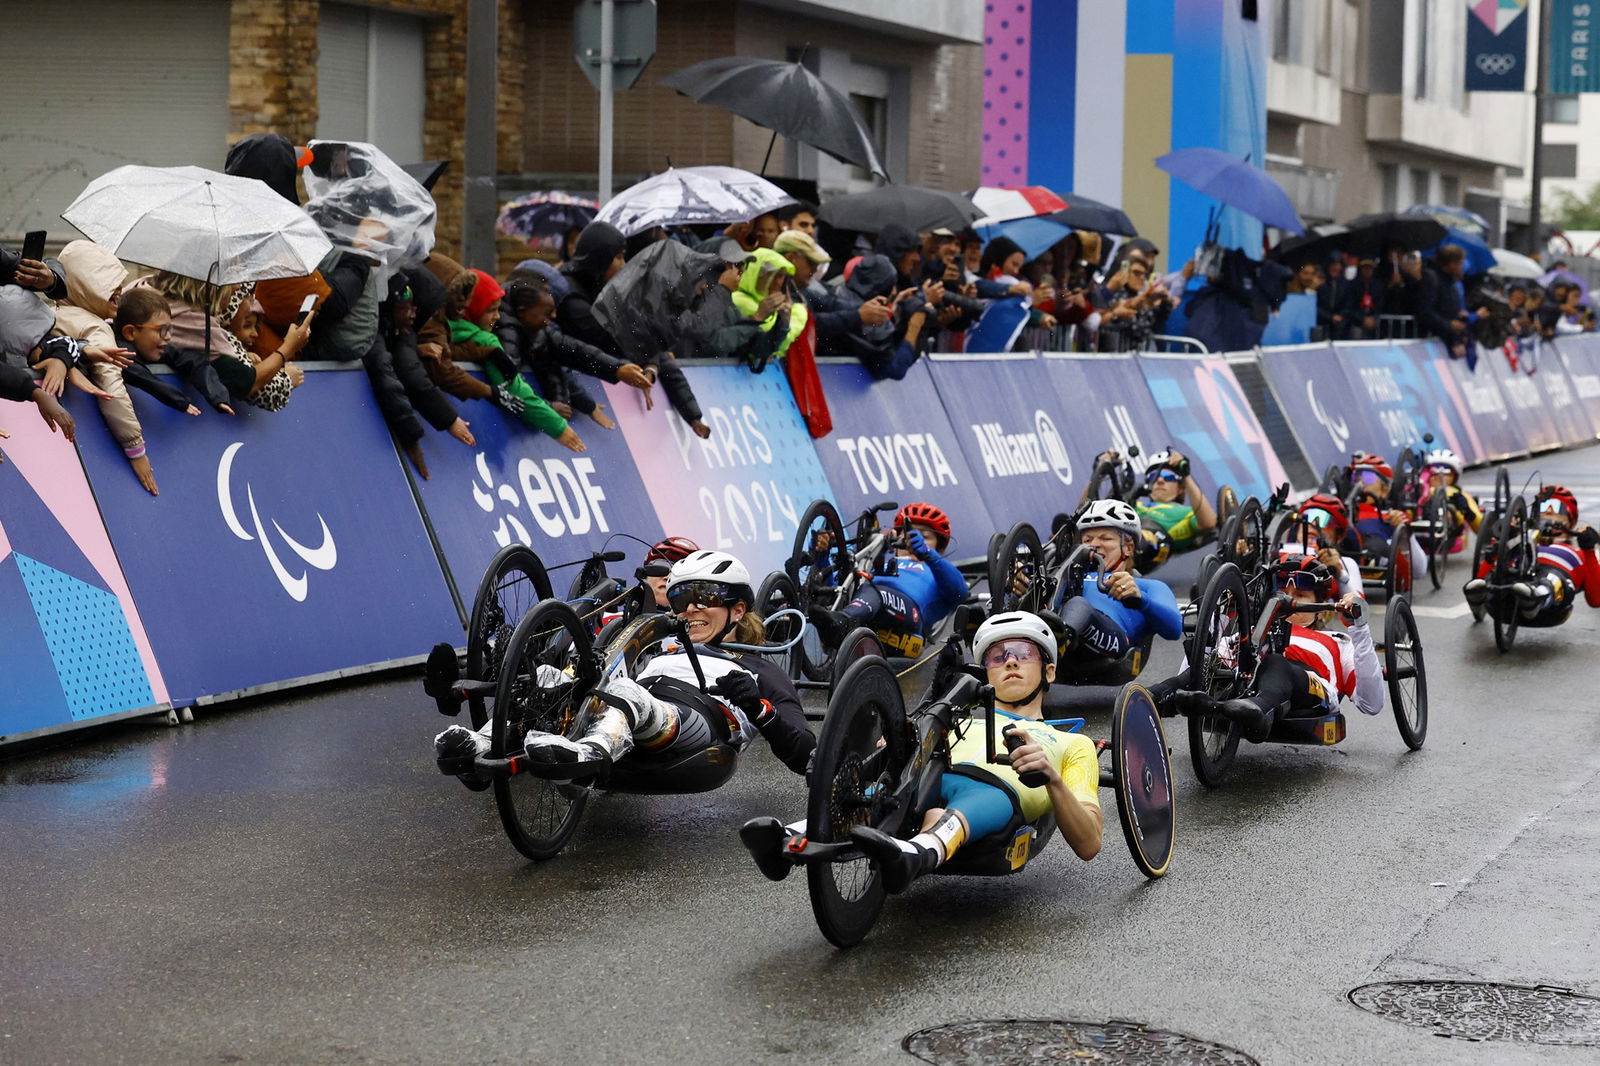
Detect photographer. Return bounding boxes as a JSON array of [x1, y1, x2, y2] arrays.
[[817, 254, 933, 380], [1098, 252, 1173, 353]]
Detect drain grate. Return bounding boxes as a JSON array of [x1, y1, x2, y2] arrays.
[[1349, 980, 1600, 1046], [903, 1020, 1260, 1065]]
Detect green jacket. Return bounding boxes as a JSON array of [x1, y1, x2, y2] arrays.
[[447, 318, 569, 438], [729, 248, 808, 358]]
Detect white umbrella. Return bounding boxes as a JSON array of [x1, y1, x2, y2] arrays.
[[595, 166, 795, 237], [1488, 247, 1544, 280], [62, 165, 332, 284]]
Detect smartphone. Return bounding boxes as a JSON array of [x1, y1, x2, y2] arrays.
[[294, 294, 317, 326], [21, 230, 46, 262]]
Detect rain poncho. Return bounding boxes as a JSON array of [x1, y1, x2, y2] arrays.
[[302, 141, 436, 285], [729, 248, 806, 359]]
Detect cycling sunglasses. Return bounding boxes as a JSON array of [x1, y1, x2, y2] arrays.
[[1276, 570, 1326, 592], [666, 581, 739, 613], [1146, 469, 1182, 484], [981, 639, 1044, 668], [1355, 470, 1385, 485], [1300, 508, 1336, 528]]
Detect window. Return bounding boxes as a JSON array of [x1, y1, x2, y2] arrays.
[[1410, 167, 1432, 208], [1243, 0, 1259, 19], [1441, 175, 1460, 205], [1547, 95, 1581, 124], [1315, 0, 1335, 75], [849, 93, 889, 183], [316, 3, 425, 164], [1274, 0, 1294, 62], [1542, 144, 1579, 179], [1379, 163, 1399, 212]]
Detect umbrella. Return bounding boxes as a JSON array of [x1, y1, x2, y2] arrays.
[[1488, 248, 1544, 280], [969, 185, 1068, 227], [1043, 193, 1138, 236], [596, 166, 795, 238], [496, 191, 599, 243], [1269, 223, 1350, 266], [1335, 212, 1449, 256], [401, 160, 450, 192], [976, 217, 1073, 261], [1406, 203, 1490, 241], [62, 164, 332, 284], [591, 239, 724, 362], [816, 185, 983, 235], [1424, 226, 1496, 275], [659, 57, 888, 179], [1539, 267, 1591, 306], [302, 140, 437, 282], [1154, 147, 1304, 234]]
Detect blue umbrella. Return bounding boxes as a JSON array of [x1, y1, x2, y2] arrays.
[[1424, 227, 1496, 276], [1154, 147, 1304, 235], [976, 216, 1073, 261], [1406, 203, 1490, 241]]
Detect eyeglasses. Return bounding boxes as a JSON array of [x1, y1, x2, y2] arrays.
[[981, 640, 1043, 668], [666, 581, 739, 613], [136, 324, 173, 339], [1276, 571, 1326, 592], [1146, 469, 1182, 484], [1300, 508, 1335, 528]]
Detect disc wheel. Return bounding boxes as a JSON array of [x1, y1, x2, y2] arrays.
[[1384, 596, 1427, 750], [754, 570, 806, 682], [807, 656, 909, 948], [490, 600, 593, 861], [988, 521, 1046, 614], [1491, 497, 1532, 653], [830, 627, 886, 691], [1215, 484, 1239, 528], [789, 499, 850, 682], [1111, 684, 1175, 878], [467, 545, 553, 730], [1186, 562, 1247, 787]]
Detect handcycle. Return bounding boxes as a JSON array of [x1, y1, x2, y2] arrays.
[[1316, 455, 1414, 603], [1080, 444, 1238, 573], [767, 645, 1175, 948], [1472, 489, 1538, 653], [1468, 467, 1514, 623], [436, 597, 806, 861], [1178, 558, 1427, 787]]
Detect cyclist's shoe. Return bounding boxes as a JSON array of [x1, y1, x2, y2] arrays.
[[424, 642, 463, 716], [1512, 581, 1549, 606], [806, 605, 853, 648], [850, 825, 935, 894], [434, 724, 492, 790], [1462, 578, 1488, 622], [739, 817, 794, 882], [1215, 699, 1275, 743]]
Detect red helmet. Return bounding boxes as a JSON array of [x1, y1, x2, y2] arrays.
[[644, 536, 700, 564], [1276, 557, 1337, 599], [1296, 493, 1349, 538], [894, 502, 952, 550], [1349, 452, 1393, 481], [1536, 485, 1578, 524]]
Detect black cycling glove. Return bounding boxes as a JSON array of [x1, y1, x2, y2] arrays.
[[710, 671, 772, 725], [1578, 526, 1599, 552]]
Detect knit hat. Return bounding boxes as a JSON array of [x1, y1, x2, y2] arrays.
[[464, 269, 505, 321]]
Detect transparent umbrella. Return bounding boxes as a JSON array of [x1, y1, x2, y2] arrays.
[[595, 166, 795, 237]]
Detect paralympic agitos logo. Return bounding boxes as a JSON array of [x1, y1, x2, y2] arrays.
[[216, 441, 338, 602]]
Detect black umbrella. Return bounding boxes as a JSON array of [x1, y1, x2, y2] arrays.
[[1269, 223, 1350, 266], [659, 56, 888, 180], [1338, 213, 1448, 256], [591, 239, 723, 362], [817, 185, 983, 235], [1043, 194, 1138, 236]]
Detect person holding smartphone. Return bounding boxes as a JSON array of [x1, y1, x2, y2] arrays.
[[3, 234, 68, 300]]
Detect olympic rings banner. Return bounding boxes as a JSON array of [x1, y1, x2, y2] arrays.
[[1465, 0, 1529, 93]]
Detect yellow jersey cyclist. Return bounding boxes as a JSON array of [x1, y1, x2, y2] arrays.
[[842, 611, 1104, 892], [1419, 447, 1484, 545], [1084, 448, 1218, 571]]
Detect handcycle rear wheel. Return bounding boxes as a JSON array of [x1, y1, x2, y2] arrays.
[[830, 627, 886, 692], [1187, 562, 1247, 787], [1384, 528, 1413, 601], [1111, 684, 1175, 878], [789, 499, 850, 681], [1384, 596, 1427, 750], [807, 655, 910, 948], [491, 600, 592, 861], [468, 544, 554, 730], [1491, 498, 1531, 654], [987, 521, 1046, 615], [1422, 486, 1450, 591]]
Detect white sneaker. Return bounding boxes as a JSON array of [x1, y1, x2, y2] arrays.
[[523, 731, 606, 765], [1512, 581, 1548, 604]]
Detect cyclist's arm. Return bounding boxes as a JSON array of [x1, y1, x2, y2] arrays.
[[1344, 615, 1384, 715], [1185, 476, 1218, 532], [1576, 537, 1600, 608], [1047, 736, 1103, 860], [927, 551, 970, 604], [1449, 487, 1484, 533], [743, 656, 816, 774], [1135, 579, 1185, 640]]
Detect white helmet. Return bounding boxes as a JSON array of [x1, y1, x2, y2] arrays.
[[973, 611, 1058, 665], [1144, 449, 1180, 474], [1077, 499, 1141, 538], [666, 550, 754, 604], [1423, 448, 1461, 478]]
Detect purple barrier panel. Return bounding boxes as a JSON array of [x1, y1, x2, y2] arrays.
[[410, 372, 662, 606], [1542, 336, 1600, 444], [1405, 340, 1496, 465], [603, 364, 835, 579], [74, 369, 459, 705], [811, 359, 990, 556], [1436, 344, 1526, 461], [1042, 352, 1179, 471], [1137, 353, 1289, 500], [0, 401, 170, 740], [924, 352, 1084, 530], [1474, 341, 1560, 453], [1339, 342, 1482, 462], [1255, 343, 1380, 480], [1552, 333, 1600, 439]]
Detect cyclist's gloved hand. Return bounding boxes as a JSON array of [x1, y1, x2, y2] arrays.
[[1170, 455, 1191, 479], [904, 528, 935, 561], [1578, 526, 1599, 551], [710, 670, 772, 725]]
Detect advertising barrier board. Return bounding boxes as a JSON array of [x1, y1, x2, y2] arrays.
[[1337, 343, 1482, 464], [1245, 343, 1372, 479], [73, 372, 459, 705], [1044, 352, 1178, 471], [1553, 334, 1600, 438], [1136, 353, 1290, 499]]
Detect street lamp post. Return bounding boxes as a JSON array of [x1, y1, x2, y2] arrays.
[[1527, 0, 1552, 258]]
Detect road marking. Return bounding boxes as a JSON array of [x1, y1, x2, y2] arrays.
[[1407, 602, 1472, 619]]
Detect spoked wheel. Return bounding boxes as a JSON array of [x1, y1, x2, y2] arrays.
[[490, 600, 594, 861], [1215, 484, 1239, 528], [1421, 487, 1450, 591], [807, 656, 910, 948], [1469, 517, 1497, 624], [1111, 684, 1175, 878], [468, 545, 554, 730], [789, 499, 851, 682], [1217, 495, 1266, 572], [755, 570, 805, 681], [1186, 562, 1247, 787], [987, 522, 1047, 614], [1491, 497, 1532, 654], [1491, 467, 1511, 519], [1265, 507, 1297, 558], [565, 554, 610, 601], [1318, 463, 1350, 496], [1082, 457, 1125, 503], [830, 627, 886, 691], [1384, 596, 1427, 750]]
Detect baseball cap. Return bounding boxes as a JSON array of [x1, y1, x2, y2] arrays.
[[773, 229, 832, 264], [716, 239, 753, 265]]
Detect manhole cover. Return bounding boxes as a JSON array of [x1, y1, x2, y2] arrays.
[[1349, 980, 1600, 1046], [903, 1020, 1260, 1065]]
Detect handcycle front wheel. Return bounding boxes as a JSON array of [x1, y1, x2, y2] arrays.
[[806, 655, 910, 949], [1217, 495, 1265, 572], [468, 544, 554, 730], [1383, 596, 1427, 750], [754, 570, 805, 681], [1111, 684, 1175, 878], [1422, 486, 1450, 591], [988, 521, 1046, 615], [1491, 497, 1531, 654], [1186, 561, 1247, 787], [491, 600, 592, 861], [789, 499, 851, 682]]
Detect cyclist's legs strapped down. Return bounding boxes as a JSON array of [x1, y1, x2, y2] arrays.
[[1521, 567, 1577, 627], [1060, 597, 1131, 660], [1242, 654, 1328, 720], [524, 675, 717, 766], [938, 774, 1017, 844]]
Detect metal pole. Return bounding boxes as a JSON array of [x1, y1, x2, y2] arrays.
[[599, 0, 615, 203], [462, 0, 498, 269], [1527, 0, 1551, 257]]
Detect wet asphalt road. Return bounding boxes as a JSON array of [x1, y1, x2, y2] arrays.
[[4, 450, 1599, 1066]]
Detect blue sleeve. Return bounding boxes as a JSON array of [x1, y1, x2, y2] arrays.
[[925, 552, 969, 620], [1135, 578, 1184, 641], [866, 339, 921, 381], [974, 278, 1012, 298]]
